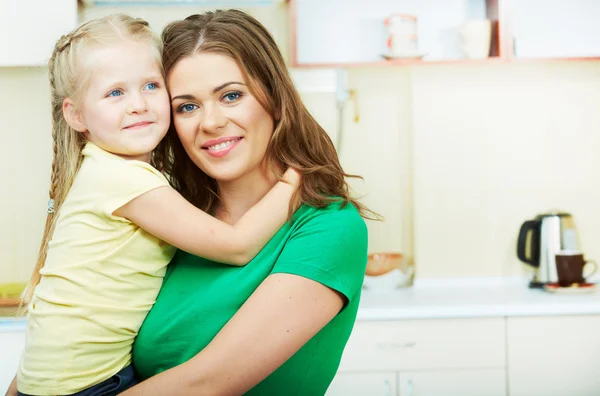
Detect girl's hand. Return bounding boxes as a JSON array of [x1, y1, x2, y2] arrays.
[[281, 167, 301, 186]]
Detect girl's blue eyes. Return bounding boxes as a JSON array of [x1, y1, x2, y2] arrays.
[[106, 82, 159, 97]]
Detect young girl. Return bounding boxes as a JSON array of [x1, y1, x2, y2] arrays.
[[10, 14, 299, 396]]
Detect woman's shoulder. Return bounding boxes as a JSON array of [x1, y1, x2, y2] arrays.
[[274, 199, 368, 299], [294, 199, 367, 237]]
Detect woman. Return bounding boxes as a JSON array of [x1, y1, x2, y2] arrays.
[[124, 9, 374, 395]]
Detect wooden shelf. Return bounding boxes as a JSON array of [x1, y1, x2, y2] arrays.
[[512, 57, 600, 63], [291, 57, 508, 69]]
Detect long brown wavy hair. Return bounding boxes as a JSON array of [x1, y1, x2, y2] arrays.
[[153, 9, 378, 220]]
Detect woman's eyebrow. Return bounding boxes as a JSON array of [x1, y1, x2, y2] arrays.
[[171, 82, 246, 102], [213, 81, 244, 93], [171, 94, 195, 102]]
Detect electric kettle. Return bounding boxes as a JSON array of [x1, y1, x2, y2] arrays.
[[517, 211, 580, 288]]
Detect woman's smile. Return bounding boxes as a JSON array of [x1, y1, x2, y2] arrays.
[[202, 136, 243, 158]]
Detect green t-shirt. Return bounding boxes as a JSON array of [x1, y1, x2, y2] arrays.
[[132, 202, 368, 395]]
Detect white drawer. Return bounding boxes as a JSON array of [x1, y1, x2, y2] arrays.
[[338, 318, 505, 371], [398, 369, 507, 396], [326, 372, 397, 396]]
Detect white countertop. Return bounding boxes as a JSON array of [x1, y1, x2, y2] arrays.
[[3, 278, 600, 330], [357, 277, 600, 320], [0, 317, 26, 332]]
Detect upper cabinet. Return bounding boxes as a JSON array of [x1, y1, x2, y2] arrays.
[[0, 0, 78, 67], [511, 0, 600, 59], [288, 0, 600, 67]]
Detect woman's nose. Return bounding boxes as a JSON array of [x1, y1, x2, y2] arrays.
[[200, 104, 227, 133]]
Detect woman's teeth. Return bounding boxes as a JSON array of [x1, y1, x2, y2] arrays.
[[208, 138, 239, 151]]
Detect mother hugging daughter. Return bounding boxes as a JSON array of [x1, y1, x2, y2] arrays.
[[9, 8, 372, 396]]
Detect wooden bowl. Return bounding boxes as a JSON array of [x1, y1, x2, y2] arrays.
[[366, 253, 404, 276]]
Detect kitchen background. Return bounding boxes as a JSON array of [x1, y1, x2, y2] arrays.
[[4, 1, 600, 395], [2, 0, 599, 284]]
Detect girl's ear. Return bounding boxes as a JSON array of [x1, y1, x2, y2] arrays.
[[62, 98, 87, 132]]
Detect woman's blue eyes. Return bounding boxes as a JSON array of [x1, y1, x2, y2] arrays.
[[178, 104, 198, 113], [223, 92, 241, 102], [176, 91, 243, 113]]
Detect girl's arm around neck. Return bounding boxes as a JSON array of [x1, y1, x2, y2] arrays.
[[114, 168, 300, 266]]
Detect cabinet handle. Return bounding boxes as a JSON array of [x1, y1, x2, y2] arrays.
[[384, 379, 391, 396], [376, 341, 417, 349], [406, 379, 414, 396]]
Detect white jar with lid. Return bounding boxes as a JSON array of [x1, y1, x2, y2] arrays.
[[384, 14, 419, 57]]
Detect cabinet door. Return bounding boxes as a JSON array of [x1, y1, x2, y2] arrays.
[[0, 0, 77, 66], [512, 0, 600, 58], [0, 330, 26, 390], [338, 318, 505, 372], [326, 372, 397, 396], [507, 316, 600, 396], [398, 369, 506, 396]]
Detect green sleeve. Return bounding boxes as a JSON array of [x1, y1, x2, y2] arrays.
[[270, 204, 368, 304]]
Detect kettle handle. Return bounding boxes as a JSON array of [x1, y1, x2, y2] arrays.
[[517, 220, 541, 267]]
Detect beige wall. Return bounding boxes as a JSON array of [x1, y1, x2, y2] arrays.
[[1, 5, 599, 283], [411, 62, 600, 278], [0, 68, 52, 283], [79, 4, 289, 60], [289, 62, 600, 280]]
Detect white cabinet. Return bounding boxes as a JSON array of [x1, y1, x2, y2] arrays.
[[507, 315, 600, 396], [512, 0, 600, 58], [327, 372, 397, 396], [333, 318, 507, 396], [339, 318, 506, 371], [0, 327, 26, 390], [398, 369, 506, 396], [327, 369, 506, 396], [0, 0, 78, 66]]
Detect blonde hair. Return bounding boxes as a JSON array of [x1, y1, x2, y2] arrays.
[[154, 10, 379, 220], [22, 14, 162, 305]]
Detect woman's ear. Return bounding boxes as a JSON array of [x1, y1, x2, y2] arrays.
[[273, 107, 281, 121], [62, 98, 87, 132]]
